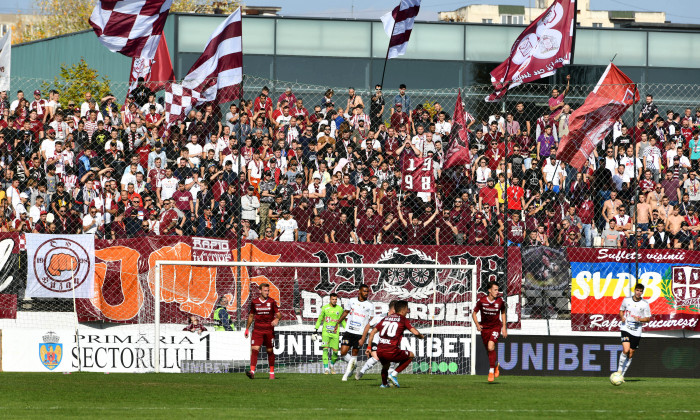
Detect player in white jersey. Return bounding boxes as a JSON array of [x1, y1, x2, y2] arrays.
[[334, 284, 374, 381], [355, 300, 397, 380], [616, 283, 652, 380]]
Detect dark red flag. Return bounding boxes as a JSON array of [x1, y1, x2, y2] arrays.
[[401, 155, 435, 193], [127, 34, 175, 96], [558, 63, 639, 170], [487, 0, 577, 102], [443, 89, 472, 170]]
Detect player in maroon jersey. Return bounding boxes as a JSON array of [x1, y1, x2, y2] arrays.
[[245, 283, 282, 380], [472, 281, 507, 382], [366, 300, 425, 388]]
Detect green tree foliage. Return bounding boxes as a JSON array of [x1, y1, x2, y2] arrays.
[[41, 58, 113, 109]]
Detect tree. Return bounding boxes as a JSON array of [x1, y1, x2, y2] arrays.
[[40, 58, 113, 110], [12, 0, 242, 44]]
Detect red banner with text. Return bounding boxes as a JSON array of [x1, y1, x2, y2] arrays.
[[76, 238, 522, 328]]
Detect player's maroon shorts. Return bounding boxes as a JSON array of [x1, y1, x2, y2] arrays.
[[377, 347, 411, 364], [251, 330, 275, 348], [481, 327, 501, 347]]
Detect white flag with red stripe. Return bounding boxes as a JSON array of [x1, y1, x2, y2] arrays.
[[381, 0, 421, 59], [89, 0, 173, 59], [164, 8, 243, 127]]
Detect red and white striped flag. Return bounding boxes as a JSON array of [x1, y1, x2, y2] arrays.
[[89, 0, 173, 59], [380, 0, 421, 59], [165, 8, 243, 126], [486, 0, 577, 102]]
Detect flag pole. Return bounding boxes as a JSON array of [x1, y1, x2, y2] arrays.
[[380, 16, 398, 89]]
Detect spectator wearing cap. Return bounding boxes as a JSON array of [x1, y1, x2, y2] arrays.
[[277, 87, 297, 110], [274, 208, 298, 242], [308, 173, 326, 213], [390, 102, 410, 132]]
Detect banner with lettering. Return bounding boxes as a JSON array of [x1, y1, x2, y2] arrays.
[[75, 238, 522, 329], [569, 248, 700, 331]]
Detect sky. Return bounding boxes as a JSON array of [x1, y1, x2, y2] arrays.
[[1, 0, 698, 24]]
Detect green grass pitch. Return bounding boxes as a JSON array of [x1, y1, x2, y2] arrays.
[[1, 373, 699, 419]]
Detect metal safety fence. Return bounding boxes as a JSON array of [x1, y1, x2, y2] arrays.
[[0, 73, 699, 336]]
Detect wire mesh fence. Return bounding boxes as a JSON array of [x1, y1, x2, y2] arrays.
[[0, 73, 699, 337]]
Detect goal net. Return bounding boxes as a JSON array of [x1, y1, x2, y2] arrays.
[[153, 259, 480, 375]]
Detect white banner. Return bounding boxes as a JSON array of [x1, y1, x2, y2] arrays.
[[26, 234, 95, 298], [1, 328, 249, 373], [0, 28, 10, 92]]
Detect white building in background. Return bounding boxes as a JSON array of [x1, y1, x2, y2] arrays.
[[439, 0, 666, 28]]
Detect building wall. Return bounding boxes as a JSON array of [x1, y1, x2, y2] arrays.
[[439, 0, 666, 28], [8, 13, 699, 95]]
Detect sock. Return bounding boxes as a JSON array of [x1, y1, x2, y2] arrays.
[[617, 353, 628, 373], [381, 365, 389, 386], [361, 357, 378, 374], [268, 351, 275, 374], [331, 350, 338, 365], [621, 356, 632, 375], [322, 348, 329, 369], [250, 349, 259, 373], [488, 350, 497, 369], [344, 353, 353, 363], [344, 356, 356, 377], [394, 358, 411, 373]]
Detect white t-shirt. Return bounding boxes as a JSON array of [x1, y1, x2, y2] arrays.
[[40, 139, 56, 159], [82, 213, 103, 234], [619, 296, 651, 337], [344, 297, 374, 335], [276, 217, 298, 242], [186, 143, 203, 166], [158, 176, 179, 200]]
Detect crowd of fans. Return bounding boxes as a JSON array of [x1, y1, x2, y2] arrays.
[[0, 78, 698, 250]]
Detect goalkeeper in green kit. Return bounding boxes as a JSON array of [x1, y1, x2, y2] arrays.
[[315, 293, 345, 374]]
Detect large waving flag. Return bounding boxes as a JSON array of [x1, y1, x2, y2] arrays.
[[487, 0, 577, 102], [127, 34, 175, 98], [443, 89, 472, 170], [89, 0, 173, 59], [0, 28, 10, 92], [165, 8, 243, 126], [381, 0, 421, 59], [558, 63, 639, 170]]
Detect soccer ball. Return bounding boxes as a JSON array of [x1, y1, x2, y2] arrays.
[[609, 372, 624, 386]]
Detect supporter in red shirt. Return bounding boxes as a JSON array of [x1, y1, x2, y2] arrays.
[[479, 178, 498, 211]]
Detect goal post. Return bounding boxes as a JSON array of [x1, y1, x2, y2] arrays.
[[153, 260, 479, 375]]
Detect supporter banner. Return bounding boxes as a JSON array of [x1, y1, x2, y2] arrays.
[[401, 156, 436, 193], [570, 248, 700, 332], [486, 335, 700, 378], [75, 238, 522, 329], [26, 234, 95, 299], [0, 233, 21, 297]]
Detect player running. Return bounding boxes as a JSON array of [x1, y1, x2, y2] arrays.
[[245, 283, 282, 380], [315, 293, 346, 374], [356, 300, 397, 380], [366, 300, 424, 388], [472, 281, 507, 383], [616, 283, 652, 381], [334, 284, 374, 381]]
